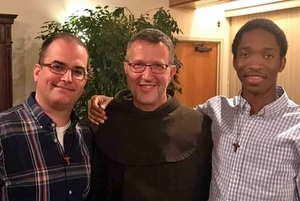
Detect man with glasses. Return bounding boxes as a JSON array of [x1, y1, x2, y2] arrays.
[[0, 32, 92, 201], [90, 19, 300, 200], [87, 28, 212, 201]]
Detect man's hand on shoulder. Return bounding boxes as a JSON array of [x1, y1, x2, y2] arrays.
[[88, 95, 113, 125]]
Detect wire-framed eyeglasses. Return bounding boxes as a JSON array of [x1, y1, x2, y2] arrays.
[[40, 62, 88, 80], [126, 62, 171, 74]]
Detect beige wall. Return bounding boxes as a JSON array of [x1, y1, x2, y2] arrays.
[[1, 0, 300, 105], [0, 0, 171, 105], [1, 0, 234, 105]]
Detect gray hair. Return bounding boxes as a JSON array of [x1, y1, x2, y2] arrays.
[[125, 28, 175, 64]]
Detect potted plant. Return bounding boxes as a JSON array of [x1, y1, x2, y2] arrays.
[[36, 5, 182, 119]]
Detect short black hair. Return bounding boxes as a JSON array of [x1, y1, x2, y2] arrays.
[[231, 18, 288, 59], [38, 32, 89, 67]]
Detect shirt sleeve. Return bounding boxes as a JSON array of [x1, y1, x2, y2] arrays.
[[194, 101, 210, 116]]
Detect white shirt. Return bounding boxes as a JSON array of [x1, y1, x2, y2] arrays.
[[196, 86, 300, 201]]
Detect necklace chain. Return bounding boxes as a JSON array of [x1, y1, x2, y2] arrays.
[[233, 93, 242, 153], [233, 109, 241, 153], [232, 91, 280, 153]]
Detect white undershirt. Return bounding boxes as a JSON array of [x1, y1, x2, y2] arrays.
[[56, 120, 71, 149]]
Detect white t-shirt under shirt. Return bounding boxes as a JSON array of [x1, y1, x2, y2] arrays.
[[56, 120, 71, 149]]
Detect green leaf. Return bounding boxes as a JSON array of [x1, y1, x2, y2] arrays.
[[36, 6, 183, 119]]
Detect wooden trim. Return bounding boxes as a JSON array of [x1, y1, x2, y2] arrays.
[[0, 13, 17, 112], [169, 0, 232, 9]]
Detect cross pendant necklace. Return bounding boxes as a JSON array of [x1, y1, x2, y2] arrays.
[[232, 129, 241, 153], [232, 142, 240, 153], [64, 156, 71, 165], [233, 117, 242, 153]]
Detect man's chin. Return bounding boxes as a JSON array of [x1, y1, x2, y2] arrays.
[[52, 98, 75, 108]]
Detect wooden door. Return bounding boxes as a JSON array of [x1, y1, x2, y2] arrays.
[[175, 42, 218, 107]]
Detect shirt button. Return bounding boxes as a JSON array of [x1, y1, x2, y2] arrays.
[[54, 139, 58, 143], [69, 190, 72, 195]]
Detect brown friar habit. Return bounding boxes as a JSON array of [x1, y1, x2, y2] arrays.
[[88, 89, 212, 201]]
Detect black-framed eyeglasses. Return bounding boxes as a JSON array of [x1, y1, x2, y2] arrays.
[[126, 62, 171, 74], [40, 62, 88, 80]]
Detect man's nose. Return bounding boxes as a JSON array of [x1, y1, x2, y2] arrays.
[[248, 55, 264, 68], [61, 69, 73, 82], [141, 66, 154, 79]]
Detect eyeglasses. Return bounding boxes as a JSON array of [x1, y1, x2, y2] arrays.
[[126, 62, 171, 74], [40, 62, 88, 80]]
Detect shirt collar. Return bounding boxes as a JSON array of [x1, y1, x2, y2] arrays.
[[235, 86, 288, 116], [25, 92, 79, 128]]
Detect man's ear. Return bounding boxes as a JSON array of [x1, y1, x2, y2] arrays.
[[279, 57, 286, 73], [33, 64, 41, 82], [169, 65, 177, 81], [123, 62, 128, 74], [232, 58, 237, 71]]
